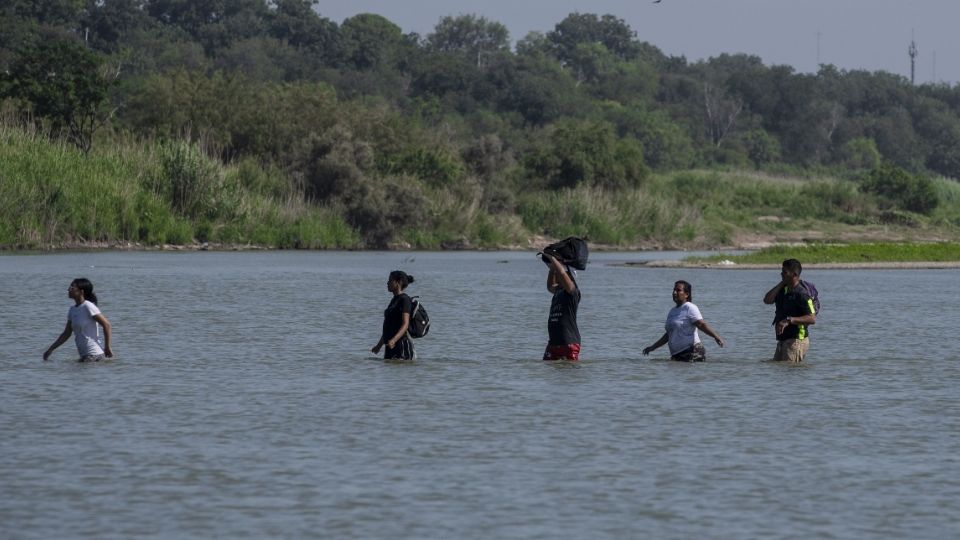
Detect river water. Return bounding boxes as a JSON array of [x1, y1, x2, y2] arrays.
[[2, 251, 958, 539]]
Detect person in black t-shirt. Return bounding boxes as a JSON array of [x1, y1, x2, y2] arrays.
[[372, 270, 416, 360], [541, 252, 581, 361], [763, 258, 817, 362]]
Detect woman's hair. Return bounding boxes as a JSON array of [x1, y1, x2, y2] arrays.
[[389, 270, 415, 290], [675, 280, 692, 301], [72, 277, 98, 305]]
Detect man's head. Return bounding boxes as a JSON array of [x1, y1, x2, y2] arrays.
[[781, 258, 802, 285]]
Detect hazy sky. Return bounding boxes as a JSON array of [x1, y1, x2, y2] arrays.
[[314, 0, 960, 84]]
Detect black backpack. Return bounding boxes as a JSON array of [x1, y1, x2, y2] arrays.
[[540, 236, 589, 270], [408, 296, 430, 338]]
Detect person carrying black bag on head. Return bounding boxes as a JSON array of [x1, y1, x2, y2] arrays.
[[538, 237, 587, 361]]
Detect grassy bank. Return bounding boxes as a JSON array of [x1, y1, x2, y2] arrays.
[[517, 170, 960, 248], [684, 242, 960, 264], [0, 124, 360, 249], [4, 123, 960, 250]]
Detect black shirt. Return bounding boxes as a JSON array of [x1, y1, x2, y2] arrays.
[[382, 293, 412, 341], [548, 285, 581, 345], [774, 285, 816, 341]]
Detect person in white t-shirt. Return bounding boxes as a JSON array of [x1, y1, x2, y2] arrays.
[[643, 280, 724, 362], [44, 278, 113, 362]]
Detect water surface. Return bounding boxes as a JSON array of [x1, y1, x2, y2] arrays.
[[2, 251, 958, 538]]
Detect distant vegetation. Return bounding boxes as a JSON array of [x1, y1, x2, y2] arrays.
[[2, 2, 960, 249], [684, 242, 960, 264]]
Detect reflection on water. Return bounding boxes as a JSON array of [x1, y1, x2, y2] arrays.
[[1, 251, 958, 539]]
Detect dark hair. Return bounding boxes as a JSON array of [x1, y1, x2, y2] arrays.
[[389, 270, 415, 290], [72, 277, 98, 305], [675, 280, 692, 301], [782, 259, 803, 276]]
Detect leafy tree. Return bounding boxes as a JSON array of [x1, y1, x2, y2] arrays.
[[267, 0, 340, 63], [340, 13, 403, 70], [144, 0, 223, 37], [702, 81, 742, 148], [839, 137, 880, 170], [530, 118, 648, 190], [462, 134, 517, 214], [741, 129, 781, 168], [3, 38, 112, 153], [124, 70, 340, 164], [482, 53, 581, 126], [144, 0, 269, 53], [548, 13, 638, 63], [586, 54, 658, 104], [117, 25, 210, 74], [863, 108, 923, 171], [82, 0, 155, 52], [214, 36, 299, 80], [861, 162, 938, 214], [565, 42, 614, 85], [601, 103, 695, 170], [912, 97, 960, 180], [11, 0, 84, 27], [720, 54, 779, 121], [515, 31, 551, 59], [425, 14, 509, 68], [2, 1, 82, 71], [409, 51, 480, 101]]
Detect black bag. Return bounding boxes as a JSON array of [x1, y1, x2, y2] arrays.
[[540, 236, 589, 270], [407, 296, 430, 338]]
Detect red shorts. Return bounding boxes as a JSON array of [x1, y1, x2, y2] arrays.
[[543, 343, 581, 361]]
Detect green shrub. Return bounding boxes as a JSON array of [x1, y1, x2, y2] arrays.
[[378, 147, 464, 187], [155, 140, 225, 219], [840, 137, 881, 170], [529, 119, 649, 190], [861, 162, 939, 214]]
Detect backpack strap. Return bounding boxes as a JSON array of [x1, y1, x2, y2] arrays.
[[406, 295, 423, 339]]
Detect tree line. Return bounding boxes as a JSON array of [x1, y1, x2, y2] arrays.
[[1, 1, 956, 246]]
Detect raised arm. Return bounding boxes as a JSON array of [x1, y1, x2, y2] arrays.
[[546, 255, 576, 294], [546, 264, 559, 293], [763, 278, 787, 304]]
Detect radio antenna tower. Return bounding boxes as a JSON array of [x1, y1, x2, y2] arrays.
[[908, 30, 918, 85]]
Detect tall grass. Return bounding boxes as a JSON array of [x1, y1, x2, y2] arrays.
[[514, 169, 960, 248], [3, 121, 960, 250], [0, 124, 359, 249]]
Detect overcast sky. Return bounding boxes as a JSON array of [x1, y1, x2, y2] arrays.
[[314, 0, 960, 85]]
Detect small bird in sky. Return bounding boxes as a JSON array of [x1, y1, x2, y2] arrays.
[[653, 0, 662, 3]]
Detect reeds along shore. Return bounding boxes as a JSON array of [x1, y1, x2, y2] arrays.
[[4, 123, 960, 251]]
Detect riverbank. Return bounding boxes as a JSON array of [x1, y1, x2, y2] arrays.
[[619, 241, 960, 269], [7, 123, 960, 252], [623, 260, 960, 269], [5, 234, 960, 258]]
